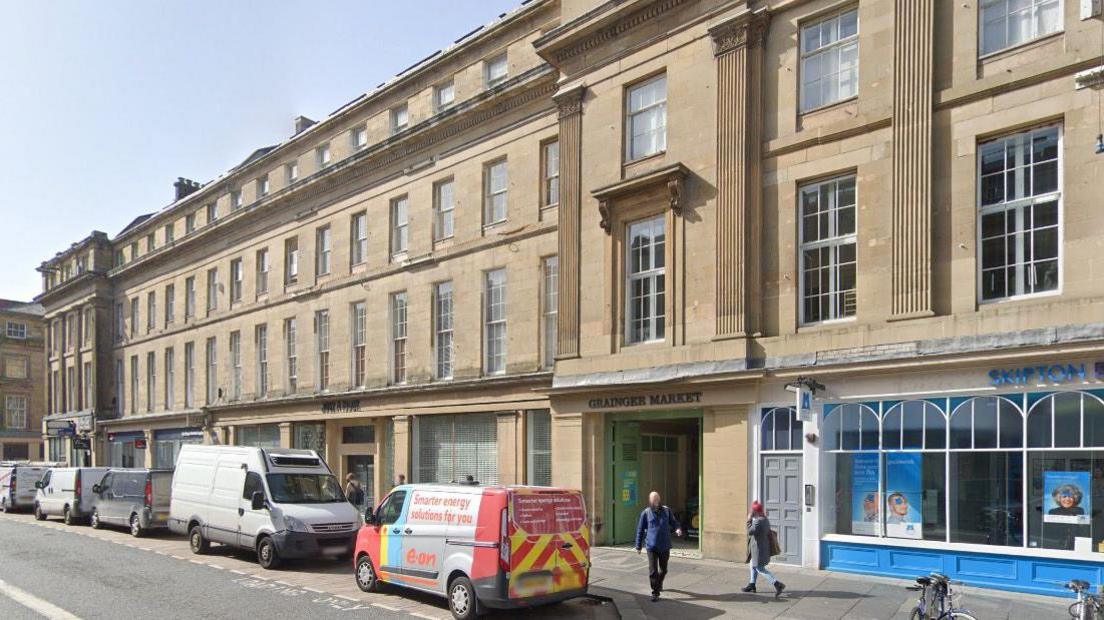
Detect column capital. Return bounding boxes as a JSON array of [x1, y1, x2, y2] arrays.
[[708, 7, 770, 57], [553, 84, 587, 119]]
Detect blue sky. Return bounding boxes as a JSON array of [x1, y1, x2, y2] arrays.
[[0, 0, 522, 302]]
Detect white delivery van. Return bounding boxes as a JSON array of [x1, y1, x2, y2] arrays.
[[33, 467, 110, 524], [0, 462, 61, 513], [169, 445, 360, 569]]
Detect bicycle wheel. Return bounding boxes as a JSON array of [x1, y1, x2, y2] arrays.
[[908, 606, 924, 620], [947, 611, 978, 620], [1069, 601, 1083, 620]]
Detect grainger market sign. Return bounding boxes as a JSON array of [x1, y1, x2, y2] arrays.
[[587, 392, 703, 409]]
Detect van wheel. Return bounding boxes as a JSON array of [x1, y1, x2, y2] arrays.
[[355, 555, 378, 592], [257, 536, 281, 569], [63, 506, 74, 526], [448, 575, 479, 620], [130, 514, 143, 538], [189, 525, 210, 554], [33, 503, 45, 521], [90, 510, 101, 529]]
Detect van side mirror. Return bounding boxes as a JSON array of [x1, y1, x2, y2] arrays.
[[92, 484, 101, 494], [251, 491, 266, 511], [363, 509, 376, 525], [34, 481, 42, 489]]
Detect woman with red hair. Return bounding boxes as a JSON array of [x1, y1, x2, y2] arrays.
[[742, 501, 785, 596]]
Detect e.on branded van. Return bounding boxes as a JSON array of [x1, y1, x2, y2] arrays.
[[169, 445, 360, 569], [353, 484, 589, 620]]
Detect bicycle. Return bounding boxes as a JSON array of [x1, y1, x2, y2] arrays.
[[1066, 580, 1104, 620], [906, 572, 978, 620]]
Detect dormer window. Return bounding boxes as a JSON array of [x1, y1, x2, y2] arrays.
[[351, 125, 368, 149], [390, 104, 408, 135], [435, 81, 455, 111], [230, 188, 243, 211], [316, 143, 331, 169], [484, 53, 508, 89]]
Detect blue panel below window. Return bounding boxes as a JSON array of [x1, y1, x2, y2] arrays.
[[822, 541, 1104, 597]]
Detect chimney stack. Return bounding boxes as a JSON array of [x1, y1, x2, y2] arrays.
[[294, 115, 316, 135], [174, 177, 201, 201]]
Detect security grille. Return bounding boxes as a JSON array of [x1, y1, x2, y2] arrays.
[[417, 413, 498, 485]]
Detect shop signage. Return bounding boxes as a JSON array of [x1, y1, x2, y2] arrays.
[[55, 426, 75, 438], [988, 361, 1104, 386], [134, 438, 147, 450], [46, 420, 74, 435], [587, 391, 703, 410], [72, 437, 90, 451], [322, 399, 361, 413]]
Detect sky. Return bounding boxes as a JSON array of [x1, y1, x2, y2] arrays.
[[0, 0, 523, 302]]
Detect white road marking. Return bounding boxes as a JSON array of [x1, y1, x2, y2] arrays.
[[0, 578, 82, 620], [372, 602, 400, 611], [304, 587, 324, 593], [335, 594, 358, 601], [410, 613, 439, 620], [229, 569, 248, 575], [206, 564, 223, 570]]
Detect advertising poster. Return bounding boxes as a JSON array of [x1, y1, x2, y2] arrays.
[[1043, 471, 1091, 525], [885, 453, 923, 539], [851, 453, 880, 535]]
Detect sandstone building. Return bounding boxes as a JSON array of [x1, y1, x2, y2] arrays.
[[0, 299, 45, 460]]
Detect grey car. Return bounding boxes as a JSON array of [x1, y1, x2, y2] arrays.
[[90, 469, 173, 537]]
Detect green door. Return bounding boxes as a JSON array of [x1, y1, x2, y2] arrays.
[[611, 421, 642, 544]]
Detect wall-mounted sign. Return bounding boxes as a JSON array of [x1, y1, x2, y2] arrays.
[[988, 361, 1104, 386], [134, 439, 147, 450], [72, 437, 90, 451], [322, 399, 362, 414], [587, 392, 703, 410]]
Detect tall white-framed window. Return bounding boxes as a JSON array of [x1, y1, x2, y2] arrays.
[[526, 409, 552, 486], [164, 223, 174, 244], [390, 292, 408, 384], [315, 310, 330, 391], [229, 330, 242, 401], [83, 361, 93, 410], [625, 74, 667, 161], [800, 8, 859, 112], [980, 0, 1062, 56], [206, 203, 218, 224], [351, 302, 367, 386], [484, 52, 508, 88], [205, 337, 217, 405], [284, 318, 298, 393], [316, 143, 331, 169], [257, 174, 269, 198], [185, 277, 196, 319], [256, 249, 269, 296], [434, 179, 455, 241], [390, 196, 409, 258], [625, 216, 666, 344], [185, 213, 197, 234], [130, 355, 139, 414], [541, 256, 559, 368], [435, 281, 454, 380], [390, 104, 409, 135], [5, 321, 26, 339], [130, 297, 139, 337], [978, 124, 1061, 302], [285, 237, 299, 284], [146, 291, 156, 332], [4, 395, 27, 430], [351, 212, 368, 265], [255, 324, 268, 398], [351, 124, 368, 150], [164, 347, 174, 410], [285, 161, 299, 184], [315, 226, 332, 276], [206, 268, 218, 315], [434, 80, 455, 111], [484, 268, 507, 375], [230, 258, 243, 303], [115, 359, 125, 415], [483, 159, 508, 226], [230, 188, 243, 211], [146, 351, 156, 412], [799, 174, 858, 324], [165, 284, 175, 325], [542, 139, 560, 209], [184, 342, 194, 408]]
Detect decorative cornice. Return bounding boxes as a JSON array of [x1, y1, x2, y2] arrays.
[[708, 6, 770, 57], [553, 84, 587, 119], [536, 0, 692, 65], [592, 162, 689, 233]]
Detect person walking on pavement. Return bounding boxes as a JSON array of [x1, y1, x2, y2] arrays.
[[345, 473, 365, 509], [634, 491, 683, 602], [742, 500, 785, 596]]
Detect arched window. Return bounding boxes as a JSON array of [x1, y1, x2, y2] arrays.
[[1027, 392, 1104, 448], [824, 403, 879, 451], [949, 396, 1023, 450], [761, 407, 802, 452], [882, 401, 945, 450]]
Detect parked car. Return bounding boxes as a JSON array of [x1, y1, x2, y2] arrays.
[[0, 462, 62, 513], [354, 483, 590, 620], [34, 467, 109, 525], [169, 445, 359, 569], [89, 469, 173, 537]]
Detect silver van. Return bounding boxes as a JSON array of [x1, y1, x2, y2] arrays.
[[0, 462, 62, 513], [34, 467, 109, 524], [90, 469, 173, 537]]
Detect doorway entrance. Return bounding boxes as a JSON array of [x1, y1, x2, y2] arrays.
[[759, 407, 804, 565], [608, 410, 701, 555]]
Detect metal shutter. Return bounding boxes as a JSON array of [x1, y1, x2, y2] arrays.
[[527, 410, 552, 486], [416, 413, 498, 485]]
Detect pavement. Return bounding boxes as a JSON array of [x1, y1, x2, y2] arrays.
[[587, 547, 1074, 619]]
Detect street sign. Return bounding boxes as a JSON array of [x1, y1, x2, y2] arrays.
[[72, 437, 90, 451], [46, 420, 73, 432], [56, 427, 76, 437], [795, 384, 816, 422]]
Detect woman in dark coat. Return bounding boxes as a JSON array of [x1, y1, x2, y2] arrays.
[[742, 501, 785, 596]]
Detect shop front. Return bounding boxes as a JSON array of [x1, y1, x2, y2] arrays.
[[106, 431, 146, 468], [777, 357, 1104, 597], [150, 427, 204, 469]]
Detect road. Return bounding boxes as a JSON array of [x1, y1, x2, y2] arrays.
[[0, 513, 615, 620]]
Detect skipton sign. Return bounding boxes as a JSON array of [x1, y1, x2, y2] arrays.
[[988, 361, 1104, 386]]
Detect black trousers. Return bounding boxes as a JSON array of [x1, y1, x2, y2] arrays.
[[647, 549, 670, 595]]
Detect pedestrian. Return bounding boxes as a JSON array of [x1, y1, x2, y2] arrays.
[[742, 500, 785, 596], [634, 491, 682, 602], [345, 473, 365, 508], [394, 473, 406, 488]]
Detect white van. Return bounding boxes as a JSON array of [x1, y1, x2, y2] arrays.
[[169, 445, 360, 569], [33, 467, 110, 524], [0, 462, 61, 513]]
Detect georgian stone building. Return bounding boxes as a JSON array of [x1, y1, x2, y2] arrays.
[[35, 0, 1104, 595], [0, 300, 45, 460]]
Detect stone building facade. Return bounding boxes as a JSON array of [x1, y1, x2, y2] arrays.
[[0, 300, 45, 460], [35, 0, 1104, 595]]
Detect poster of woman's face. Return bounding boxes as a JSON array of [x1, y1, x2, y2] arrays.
[[1043, 471, 1091, 525]]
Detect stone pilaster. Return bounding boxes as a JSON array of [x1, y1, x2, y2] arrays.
[[891, 0, 934, 318], [710, 9, 769, 338], [554, 85, 585, 359], [392, 415, 410, 483]]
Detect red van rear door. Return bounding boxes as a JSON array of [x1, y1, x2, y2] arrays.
[[508, 489, 589, 598]]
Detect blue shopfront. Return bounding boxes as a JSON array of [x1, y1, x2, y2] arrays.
[[817, 385, 1104, 597]]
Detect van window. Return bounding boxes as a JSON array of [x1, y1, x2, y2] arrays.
[[99, 473, 114, 495], [265, 473, 342, 504], [511, 492, 586, 535], [376, 490, 407, 525], [242, 472, 264, 500], [39, 471, 51, 487], [123, 476, 143, 497]]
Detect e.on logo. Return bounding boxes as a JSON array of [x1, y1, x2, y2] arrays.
[[406, 548, 438, 568]]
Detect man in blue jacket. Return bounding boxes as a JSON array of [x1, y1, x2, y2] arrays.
[[635, 491, 682, 602]]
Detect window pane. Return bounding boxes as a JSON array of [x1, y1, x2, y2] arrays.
[[884, 452, 947, 542], [950, 404, 973, 449], [1027, 450, 1102, 552], [924, 406, 946, 449], [882, 409, 902, 450], [761, 411, 774, 451], [1053, 393, 1083, 448], [774, 410, 789, 451], [974, 397, 999, 449], [1028, 399, 1053, 448], [998, 400, 1023, 449], [901, 402, 925, 450], [950, 451, 1023, 546], [832, 452, 881, 536]]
